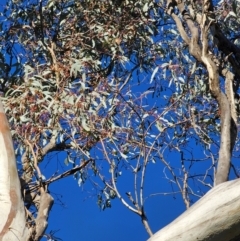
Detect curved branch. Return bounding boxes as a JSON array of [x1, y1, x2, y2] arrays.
[[168, 0, 237, 185], [34, 191, 54, 241], [99, 138, 141, 216], [200, 2, 236, 185], [45, 159, 91, 185]]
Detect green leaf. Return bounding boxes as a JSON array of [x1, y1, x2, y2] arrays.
[[64, 156, 69, 166], [20, 114, 31, 123], [82, 117, 91, 132], [143, 3, 148, 12]]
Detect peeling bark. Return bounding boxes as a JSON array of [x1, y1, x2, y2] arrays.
[[166, 0, 237, 185], [34, 191, 54, 241], [0, 100, 30, 240]]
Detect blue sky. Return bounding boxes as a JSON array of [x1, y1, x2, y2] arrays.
[[1, 0, 237, 240], [42, 153, 187, 241]]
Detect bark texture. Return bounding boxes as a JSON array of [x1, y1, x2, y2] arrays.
[[148, 179, 240, 241], [0, 100, 30, 240], [166, 0, 238, 185]]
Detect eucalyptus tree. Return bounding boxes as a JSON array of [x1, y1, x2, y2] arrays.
[[0, 0, 240, 240]]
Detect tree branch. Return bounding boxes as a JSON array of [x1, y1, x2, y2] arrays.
[[148, 179, 240, 241]]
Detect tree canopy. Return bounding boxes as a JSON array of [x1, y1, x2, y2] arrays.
[[0, 0, 240, 240]]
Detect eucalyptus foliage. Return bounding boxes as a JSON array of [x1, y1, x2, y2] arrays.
[[0, 0, 240, 238]]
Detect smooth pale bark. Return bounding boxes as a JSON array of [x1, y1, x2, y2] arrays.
[[0, 101, 30, 240], [148, 179, 240, 241]]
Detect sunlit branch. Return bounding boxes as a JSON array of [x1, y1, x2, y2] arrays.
[[99, 138, 140, 216]]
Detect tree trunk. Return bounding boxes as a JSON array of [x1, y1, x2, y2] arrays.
[[0, 100, 30, 240], [148, 179, 240, 241]]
